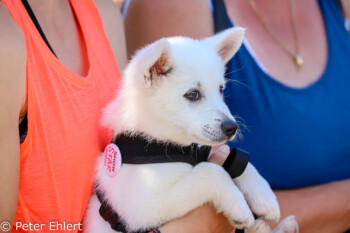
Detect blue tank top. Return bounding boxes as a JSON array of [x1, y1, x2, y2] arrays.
[[213, 0, 350, 189]]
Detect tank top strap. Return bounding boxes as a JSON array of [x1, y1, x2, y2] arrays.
[[318, 0, 350, 51]]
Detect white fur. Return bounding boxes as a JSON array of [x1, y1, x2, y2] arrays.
[[84, 28, 296, 233], [245, 216, 299, 233]]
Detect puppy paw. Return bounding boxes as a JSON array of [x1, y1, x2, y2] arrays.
[[228, 216, 255, 230], [225, 199, 255, 229], [249, 193, 280, 222], [272, 215, 299, 233], [234, 164, 280, 222], [245, 219, 271, 233]]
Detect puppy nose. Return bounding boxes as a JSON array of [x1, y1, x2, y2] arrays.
[[221, 120, 238, 137]]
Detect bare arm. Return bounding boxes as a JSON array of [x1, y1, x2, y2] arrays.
[[271, 179, 350, 233], [94, 0, 128, 71], [0, 3, 27, 231], [159, 204, 233, 233], [124, 0, 214, 57]]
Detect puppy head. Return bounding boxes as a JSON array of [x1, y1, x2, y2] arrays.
[[105, 27, 245, 146]]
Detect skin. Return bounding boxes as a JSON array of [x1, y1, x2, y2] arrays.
[[94, 0, 127, 71], [125, 0, 350, 232], [341, 0, 350, 18], [159, 204, 233, 233], [0, 1, 234, 232], [272, 180, 350, 233], [124, 0, 214, 58], [0, 3, 26, 229], [222, 0, 328, 88]]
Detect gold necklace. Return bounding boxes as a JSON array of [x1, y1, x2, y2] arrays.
[[249, 0, 303, 70]]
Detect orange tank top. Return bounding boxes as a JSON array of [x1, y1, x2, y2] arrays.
[[2, 1, 122, 232]]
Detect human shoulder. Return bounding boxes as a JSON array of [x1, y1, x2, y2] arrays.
[[0, 2, 26, 58], [94, 0, 122, 30], [341, 0, 350, 18], [0, 2, 26, 119], [94, 0, 121, 15], [94, 0, 127, 70]]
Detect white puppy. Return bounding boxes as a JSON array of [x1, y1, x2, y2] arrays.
[[84, 28, 297, 233]]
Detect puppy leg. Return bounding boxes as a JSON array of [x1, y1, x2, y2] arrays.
[[234, 163, 280, 222], [121, 162, 255, 231], [190, 163, 255, 229]]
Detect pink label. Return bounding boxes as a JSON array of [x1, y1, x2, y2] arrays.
[[103, 143, 122, 177]]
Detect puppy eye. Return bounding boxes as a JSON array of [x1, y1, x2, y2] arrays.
[[184, 89, 201, 102], [219, 85, 224, 94]]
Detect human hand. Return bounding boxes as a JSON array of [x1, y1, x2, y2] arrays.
[[209, 144, 231, 165], [159, 203, 234, 233], [158, 145, 235, 233]]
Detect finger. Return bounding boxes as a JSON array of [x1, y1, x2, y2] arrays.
[[208, 144, 230, 165]]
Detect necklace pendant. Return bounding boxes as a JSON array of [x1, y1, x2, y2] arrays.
[[294, 55, 303, 69]]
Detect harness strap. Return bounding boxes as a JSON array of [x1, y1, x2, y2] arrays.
[[113, 133, 211, 166], [96, 190, 129, 232]]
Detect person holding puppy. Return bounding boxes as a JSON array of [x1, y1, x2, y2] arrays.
[[124, 0, 350, 232], [0, 0, 237, 232]]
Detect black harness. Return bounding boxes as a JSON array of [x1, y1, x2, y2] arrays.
[[112, 133, 212, 166], [97, 133, 249, 233]]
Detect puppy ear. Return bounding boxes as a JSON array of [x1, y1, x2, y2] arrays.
[[143, 38, 173, 88], [203, 27, 245, 64]]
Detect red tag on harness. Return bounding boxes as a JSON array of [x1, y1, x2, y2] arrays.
[[103, 143, 122, 177]]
